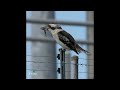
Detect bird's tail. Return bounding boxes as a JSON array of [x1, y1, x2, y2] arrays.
[[75, 44, 91, 55]]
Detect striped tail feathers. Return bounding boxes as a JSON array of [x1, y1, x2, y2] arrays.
[[81, 49, 91, 55], [75, 44, 91, 55]]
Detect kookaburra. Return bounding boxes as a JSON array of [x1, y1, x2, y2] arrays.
[[41, 24, 90, 55]]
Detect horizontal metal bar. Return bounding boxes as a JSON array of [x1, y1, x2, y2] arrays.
[[26, 37, 55, 43], [26, 19, 94, 27], [26, 37, 94, 45]]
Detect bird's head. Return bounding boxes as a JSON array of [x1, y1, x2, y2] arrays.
[[41, 24, 62, 32]]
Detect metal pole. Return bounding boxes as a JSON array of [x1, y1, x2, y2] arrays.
[[71, 56, 78, 79], [59, 48, 63, 79], [87, 11, 94, 79], [63, 49, 65, 79], [59, 48, 66, 79], [65, 50, 71, 79]]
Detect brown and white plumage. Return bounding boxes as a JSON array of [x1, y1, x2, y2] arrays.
[[41, 24, 90, 55]]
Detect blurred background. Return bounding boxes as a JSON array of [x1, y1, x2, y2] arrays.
[[26, 11, 94, 79]]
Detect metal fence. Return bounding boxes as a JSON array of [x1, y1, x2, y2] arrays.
[[26, 54, 94, 78]]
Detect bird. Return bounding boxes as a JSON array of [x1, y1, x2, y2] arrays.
[[40, 24, 90, 55]]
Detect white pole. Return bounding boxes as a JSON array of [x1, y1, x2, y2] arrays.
[[71, 56, 78, 79]]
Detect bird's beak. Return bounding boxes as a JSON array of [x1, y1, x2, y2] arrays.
[[40, 25, 49, 36]]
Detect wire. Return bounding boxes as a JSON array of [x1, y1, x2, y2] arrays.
[[26, 69, 57, 72], [78, 72, 94, 74], [26, 55, 56, 58], [26, 55, 94, 60], [26, 61, 93, 66], [26, 69, 94, 74]]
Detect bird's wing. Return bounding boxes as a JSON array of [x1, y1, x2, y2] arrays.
[[57, 30, 78, 54]]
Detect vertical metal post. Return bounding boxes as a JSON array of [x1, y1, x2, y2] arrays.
[[59, 48, 66, 79], [59, 48, 63, 79], [63, 49, 65, 79], [87, 11, 94, 79], [71, 56, 78, 79], [65, 50, 71, 79]]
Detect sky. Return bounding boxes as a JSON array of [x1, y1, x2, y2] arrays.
[[26, 11, 88, 79]]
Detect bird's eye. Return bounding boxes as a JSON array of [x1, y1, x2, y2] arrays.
[[48, 25, 55, 30], [48, 25, 51, 28], [51, 27, 55, 30], [57, 27, 62, 29]]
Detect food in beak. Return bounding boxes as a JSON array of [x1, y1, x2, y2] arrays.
[[40, 27, 47, 36]]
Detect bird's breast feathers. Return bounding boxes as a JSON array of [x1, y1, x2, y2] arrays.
[[50, 29, 63, 35], [51, 31, 70, 49]]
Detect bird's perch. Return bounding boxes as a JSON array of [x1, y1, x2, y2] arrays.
[[59, 48, 66, 79]]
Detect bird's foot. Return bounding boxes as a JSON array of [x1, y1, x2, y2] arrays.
[[59, 48, 63, 51]]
